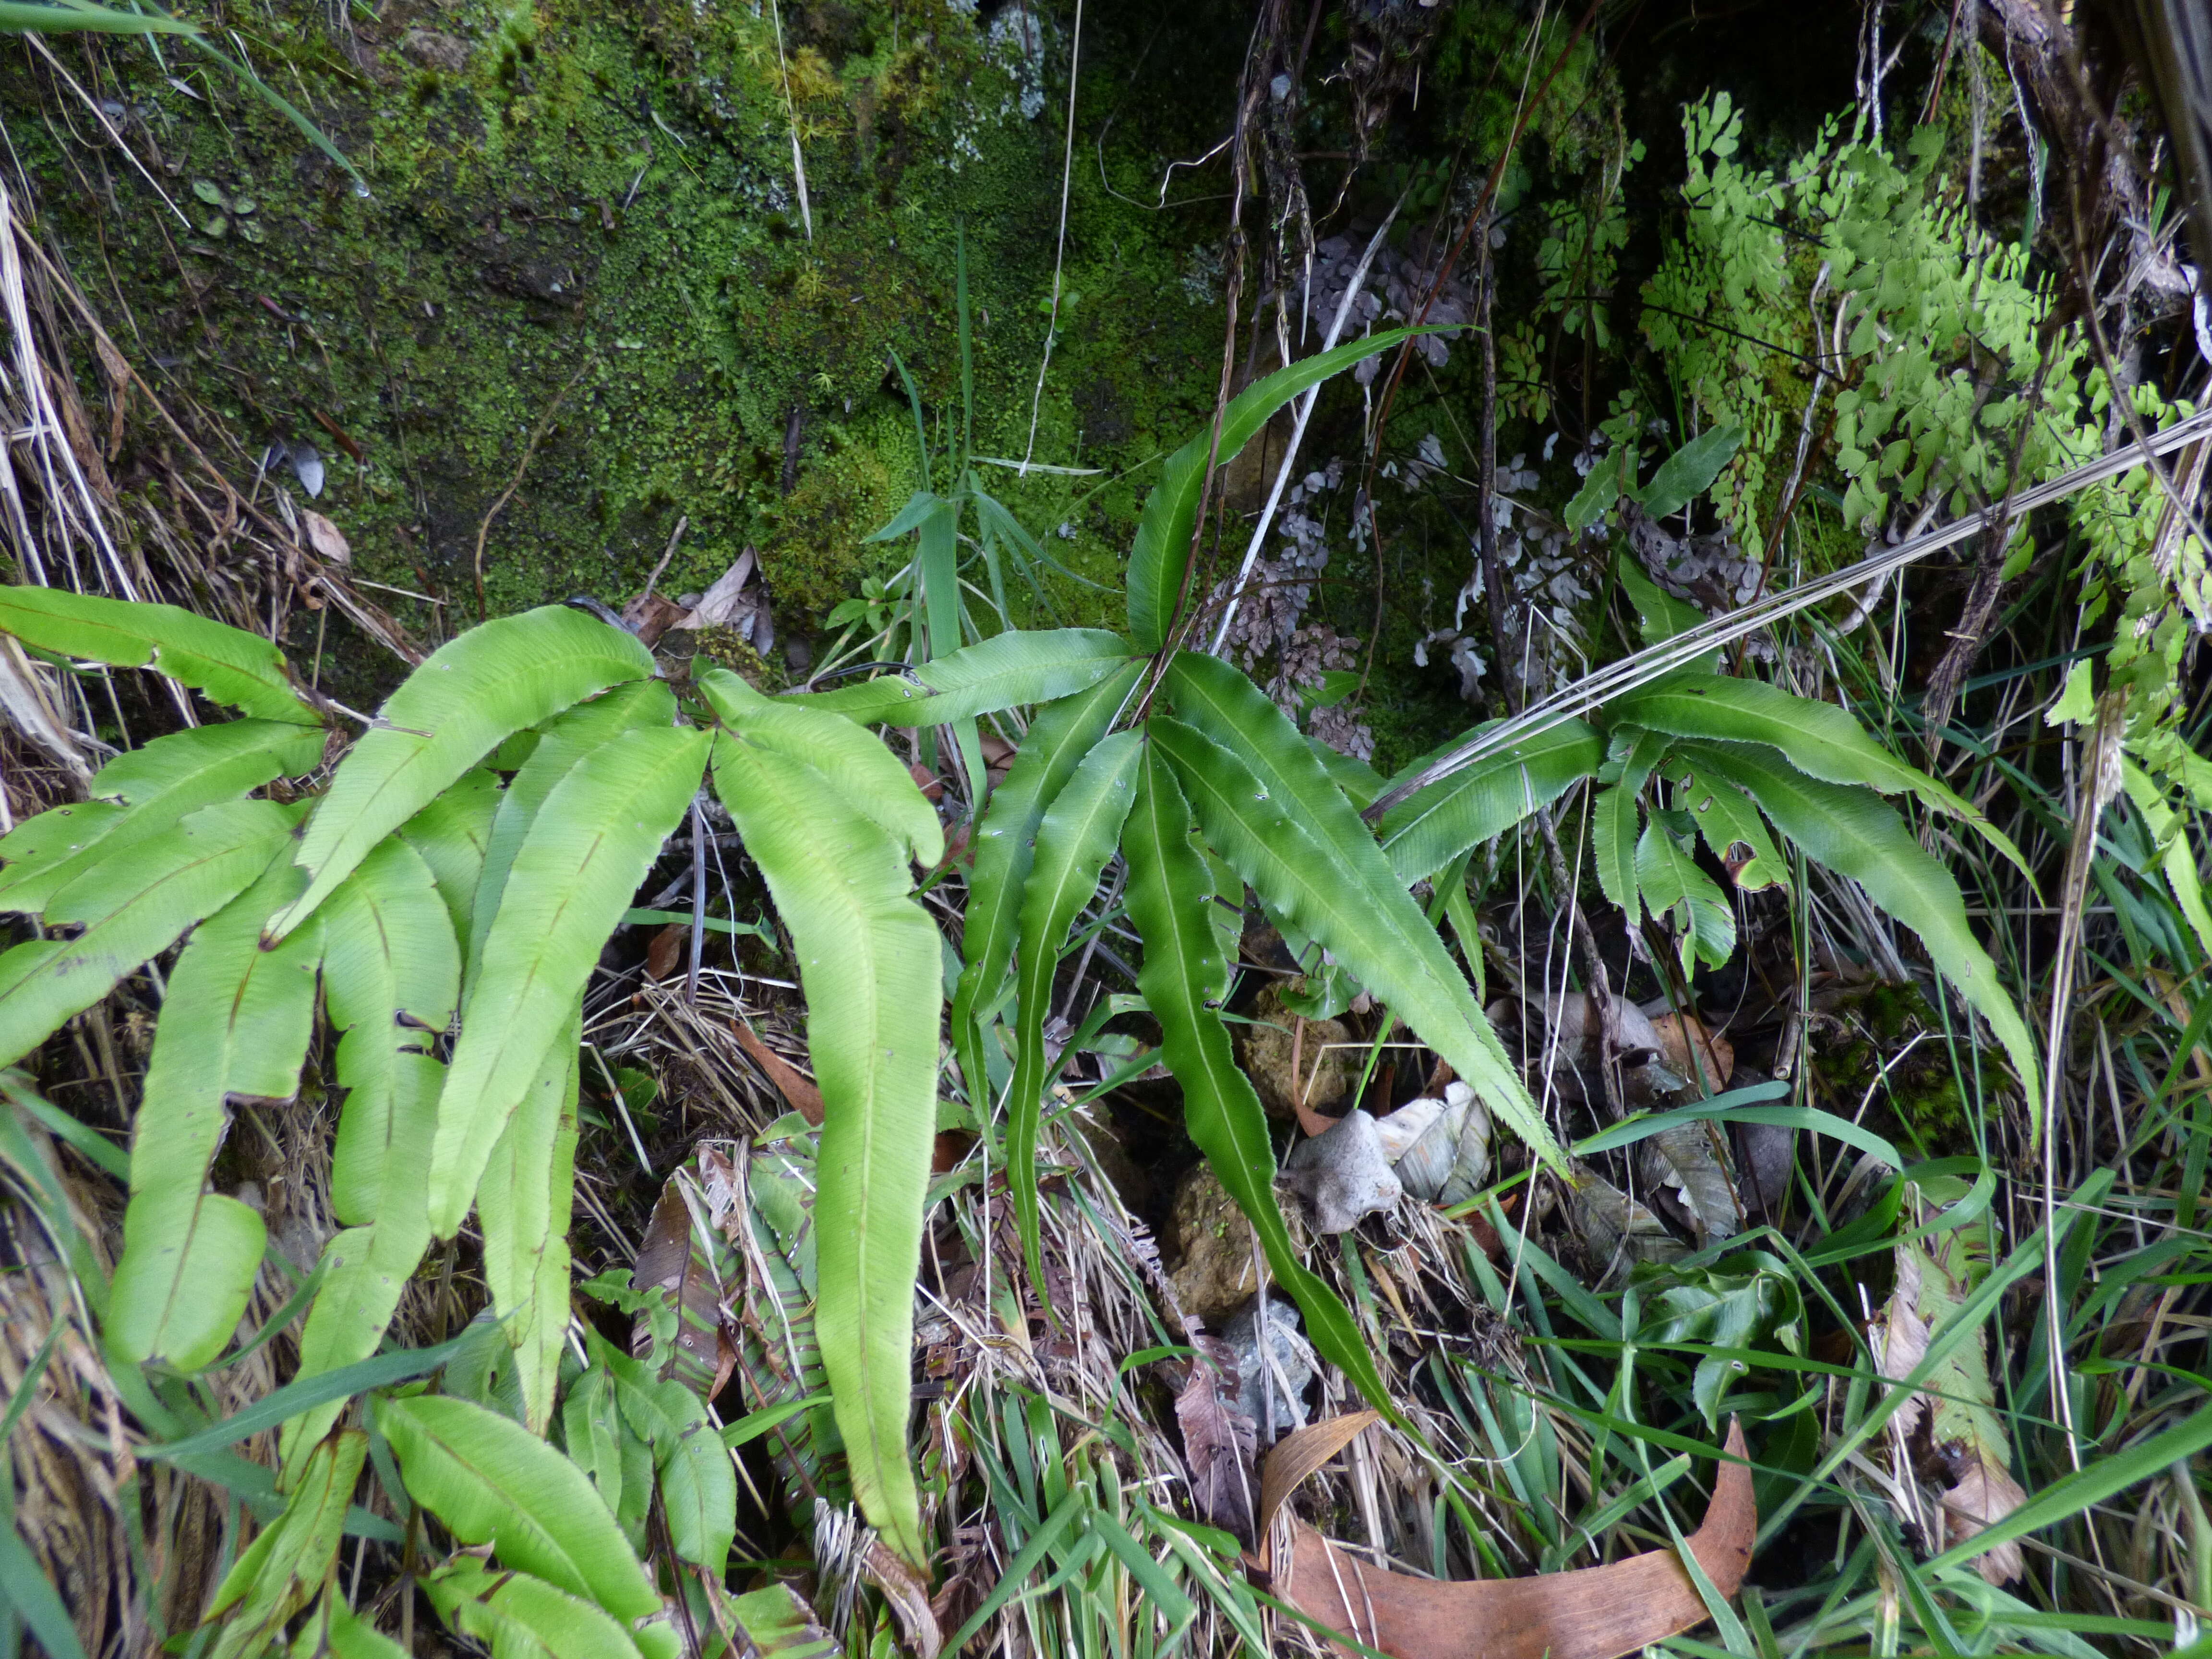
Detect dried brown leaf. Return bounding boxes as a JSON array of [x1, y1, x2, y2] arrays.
[[301, 509, 351, 566], [1175, 1333, 1257, 1537], [862, 1535, 943, 1659], [645, 922, 686, 982], [630, 1170, 739, 1400], [1277, 1420, 1756, 1659], [1938, 1462, 2026, 1586], [1253, 1410, 1380, 1572], [1647, 1011, 1732, 1090]]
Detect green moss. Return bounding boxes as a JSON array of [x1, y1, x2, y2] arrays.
[[1814, 980, 1979, 1153], [6, 0, 1235, 704]]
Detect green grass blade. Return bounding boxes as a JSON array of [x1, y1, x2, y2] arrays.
[[0, 1529, 85, 1659], [0, 0, 195, 32]]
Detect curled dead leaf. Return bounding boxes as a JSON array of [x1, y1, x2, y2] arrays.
[[301, 508, 351, 565], [645, 922, 686, 982], [1175, 1332, 1257, 1537], [622, 591, 690, 647], [1272, 1418, 1755, 1659], [1647, 1010, 1732, 1091], [1937, 1462, 2026, 1585], [861, 1534, 943, 1659]]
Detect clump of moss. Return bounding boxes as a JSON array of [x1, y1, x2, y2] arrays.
[[766, 421, 909, 627], [1814, 980, 1980, 1153], [691, 626, 784, 692]]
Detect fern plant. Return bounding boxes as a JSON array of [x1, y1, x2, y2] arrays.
[[0, 324, 2042, 1654]]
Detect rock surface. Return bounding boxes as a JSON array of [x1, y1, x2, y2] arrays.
[[1168, 1163, 1260, 1320], [1236, 985, 1355, 1120]]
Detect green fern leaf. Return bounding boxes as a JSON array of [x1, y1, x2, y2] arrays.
[[204, 1430, 366, 1659], [585, 1327, 736, 1575], [280, 836, 460, 1468], [0, 720, 324, 914], [1679, 739, 2042, 1114], [396, 766, 504, 946], [1590, 728, 1670, 922], [478, 1009, 581, 1432], [283, 1210, 441, 1473], [0, 797, 292, 1066], [1157, 658, 1564, 1167], [1126, 327, 1437, 650], [326, 836, 462, 1226], [421, 1559, 650, 1659], [0, 584, 319, 724], [1614, 675, 2030, 878], [699, 670, 941, 865], [1377, 719, 1601, 882], [270, 606, 656, 940], [949, 662, 1142, 1105], [1635, 816, 1737, 974], [1122, 745, 1393, 1409], [428, 725, 707, 1237], [376, 1393, 661, 1622], [467, 681, 677, 980], [108, 843, 324, 1372], [1615, 556, 1712, 650], [1005, 728, 1142, 1288], [706, 733, 939, 1571], [1660, 755, 1788, 892], [793, 628, 1137, 727]]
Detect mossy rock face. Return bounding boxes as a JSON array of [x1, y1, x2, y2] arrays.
[[5, 0, 1780, 778], [3, 0, 1240, 706]]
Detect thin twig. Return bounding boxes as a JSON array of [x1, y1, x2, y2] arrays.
[[1021, 0, 1083, 473]]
